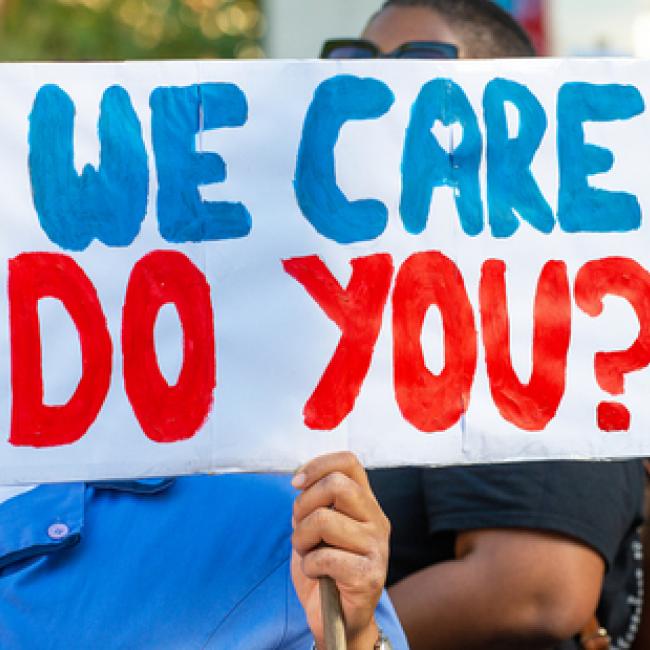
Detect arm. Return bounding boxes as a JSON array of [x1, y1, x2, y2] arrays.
[[290, 452, 390, 650], [389, 528, 605, 650]]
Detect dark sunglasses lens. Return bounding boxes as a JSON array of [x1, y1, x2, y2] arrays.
[[397, 46, 456, 59], [324, 45, 376, 59]]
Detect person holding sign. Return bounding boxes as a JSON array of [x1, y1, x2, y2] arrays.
[[318, 1, 646, 649], [0, 452, 407, 649]]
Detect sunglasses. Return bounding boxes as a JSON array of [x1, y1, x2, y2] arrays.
[[320, 38, 459, 60]]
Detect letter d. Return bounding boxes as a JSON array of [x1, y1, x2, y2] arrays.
[[9, 253, 112, 447]]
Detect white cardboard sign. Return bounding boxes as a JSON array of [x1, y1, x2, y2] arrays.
[[1, 58, 649, 484]]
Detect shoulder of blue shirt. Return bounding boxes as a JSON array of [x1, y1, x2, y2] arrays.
[[0, 474, 409, 650]]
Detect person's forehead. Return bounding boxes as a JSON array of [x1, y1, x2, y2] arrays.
[[361, 5, 460, 53]]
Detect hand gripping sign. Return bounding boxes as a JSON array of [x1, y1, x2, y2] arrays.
[[1, 58, 650, 484]]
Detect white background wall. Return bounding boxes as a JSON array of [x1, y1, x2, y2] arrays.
[[263, 0, 381, 59], [263, 0, 650, 59], [550, 0, 650, 56]]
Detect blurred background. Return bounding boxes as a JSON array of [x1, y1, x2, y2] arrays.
[[0, 0, 649, 61]]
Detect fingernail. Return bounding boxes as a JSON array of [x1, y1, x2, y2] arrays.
[[292, 472, 306, 489], [291, 516, 296, 529]]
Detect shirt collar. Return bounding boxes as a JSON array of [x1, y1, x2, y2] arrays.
[[87, 478, 175, 494], [0, 478, 174, 572], [0, 483, 84, 572]]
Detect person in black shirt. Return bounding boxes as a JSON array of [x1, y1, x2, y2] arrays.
[[323, 1, 646, 648], [369, 463, 644, 649]]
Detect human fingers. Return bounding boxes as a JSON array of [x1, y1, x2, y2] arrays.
[[299, 546, 386, 597], [292, 506, 381, 557], [292, 452, 370, 492], [293, 470, 379, 525]]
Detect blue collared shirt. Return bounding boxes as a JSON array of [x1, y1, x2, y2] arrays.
[[0, 474, 408, 649]]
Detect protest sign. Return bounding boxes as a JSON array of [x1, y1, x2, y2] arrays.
[[0, 57, 649, 484]]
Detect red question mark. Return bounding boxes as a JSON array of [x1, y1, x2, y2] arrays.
[[575, 257, 650, 432]]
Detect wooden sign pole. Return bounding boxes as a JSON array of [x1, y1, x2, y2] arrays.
[[319, 576, 347, 650]]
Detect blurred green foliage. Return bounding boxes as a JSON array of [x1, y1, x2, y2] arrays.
[[0, 0, 264, 61]]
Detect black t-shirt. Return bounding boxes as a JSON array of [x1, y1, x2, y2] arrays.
[[369, 461, 645, 650]]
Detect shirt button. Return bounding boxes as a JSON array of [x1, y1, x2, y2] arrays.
[[47, 523, 70, 540]]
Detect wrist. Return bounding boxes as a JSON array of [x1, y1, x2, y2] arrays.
[[313, 619, 383, 650], [347, 619, 380, 650]]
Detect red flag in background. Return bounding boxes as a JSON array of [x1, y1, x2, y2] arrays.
[[517, 0, 547, 55], [496, 0, 548, 55]]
